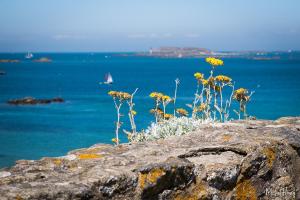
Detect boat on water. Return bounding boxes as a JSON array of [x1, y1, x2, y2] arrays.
[[25, 52, 34, 59], [100, 73, 113, 85]]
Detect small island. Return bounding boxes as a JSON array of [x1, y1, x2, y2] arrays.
[[7, 97, 64, 105], [0, 59, 20, 63], [33, 57, 52, 63]]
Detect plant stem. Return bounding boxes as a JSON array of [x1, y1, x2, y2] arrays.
[[113, 99, 122, 145], [173, 78, 179, 116], [192, 82, 200, 118], [127, 88, 138, 134], [155, 100, 159, 123]]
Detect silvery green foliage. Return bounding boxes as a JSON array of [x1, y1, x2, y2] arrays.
[[131, 117, 214, 142]]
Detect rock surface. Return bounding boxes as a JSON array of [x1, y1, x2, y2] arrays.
[[0, 117, 300, 200]]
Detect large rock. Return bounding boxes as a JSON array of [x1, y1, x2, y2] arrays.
[[7, 97, 64, 105], [0, 117, 300, 199]]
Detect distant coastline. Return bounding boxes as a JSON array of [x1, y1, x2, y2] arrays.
[[133, 47, 298, 59]]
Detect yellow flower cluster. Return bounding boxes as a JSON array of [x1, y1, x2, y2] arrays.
[[215, 75, 231, 83], [194, 72, 204, 81], [176, 108, 188, 117], [193, 103, 207, 113], [150, 108, 163, 115], [201, 79, 209, 86], [150, 92, 172, 103], [108, 91, 131, 100], [162, 95, 171, 102], [112, 138, 120, 144], [206, 57, 224, 67], [198, 103, 207, 112], [149, 92, 164, 100], [233, 88, 250, 101], [164, 113, 174, 120]]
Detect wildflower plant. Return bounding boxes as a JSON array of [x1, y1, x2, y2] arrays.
[[107, 57, 255, 144], [149, 92, 164, 123], [176, 108, 188, 117], [233, 88, 254, 119], [108, 90, 131, 145], [149, 92, 173, 121], [126, 88, 139, 141]]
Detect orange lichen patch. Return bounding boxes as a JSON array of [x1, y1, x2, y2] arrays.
[[222, 134, 232, 142], [174, 181, 207, 200], [15, 195, 23, 200], [138, 168, 165, 189], [262, 147, 276, 168], [52, 158, 63, 166], [236, 179, 257, 200], [77, 153, 103, 160], [81, 147, 103, 154]]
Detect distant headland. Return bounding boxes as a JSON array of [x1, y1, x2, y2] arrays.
[[134, 47, 297, 59]]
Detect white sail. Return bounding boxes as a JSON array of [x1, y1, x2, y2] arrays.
[[25, 52, 33, 59], [106, 73, 113, 83]]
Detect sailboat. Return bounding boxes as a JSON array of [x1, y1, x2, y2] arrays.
[[100, 73, 113, 85], [25, 52, 34, 59]]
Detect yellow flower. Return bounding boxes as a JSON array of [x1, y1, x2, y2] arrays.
[[108, 91, 118, 97], [194, 72, 204, 81], [233, 88, 250, 101], [112, 138, 120, 144], [215, 75, 232, 83], [164, 113, 174, 120], [198, 103, 207, 112], [150, 108, 163, 115], [118, 92, 131, 100], [162, 95, 171, 102], [206, 57, 224, 67], [108, 91, 131, 100], [149, 92, 163, 101], [201, 79, 209, 86], [176, 108, 188, 117], [131, 110, 137, 116]]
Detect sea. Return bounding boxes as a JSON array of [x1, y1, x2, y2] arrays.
[[0, 52, 300, 168]]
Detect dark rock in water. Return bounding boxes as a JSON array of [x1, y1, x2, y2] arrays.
[[7, 97, 64, 105], [0, 117, 299, 199], [0, 71, 5, 75]]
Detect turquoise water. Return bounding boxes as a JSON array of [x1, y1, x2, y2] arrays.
[[0, 53, 300, 168]]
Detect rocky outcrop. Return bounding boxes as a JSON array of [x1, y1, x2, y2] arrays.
[[7, 97, 64, 105], [0, 117, 300, 199], [33, 57, 52, 63], [0, 59, 20, 63]]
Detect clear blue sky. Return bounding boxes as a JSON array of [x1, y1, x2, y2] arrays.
[[0, 0, 299, 52]]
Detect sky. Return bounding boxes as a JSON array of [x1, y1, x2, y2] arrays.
[[0, 0, 300, 52]]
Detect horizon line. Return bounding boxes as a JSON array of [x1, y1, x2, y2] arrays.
[[0, 49, 299, 54]]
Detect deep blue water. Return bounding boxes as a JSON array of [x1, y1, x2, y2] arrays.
[[0, 53, 300, 168]]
